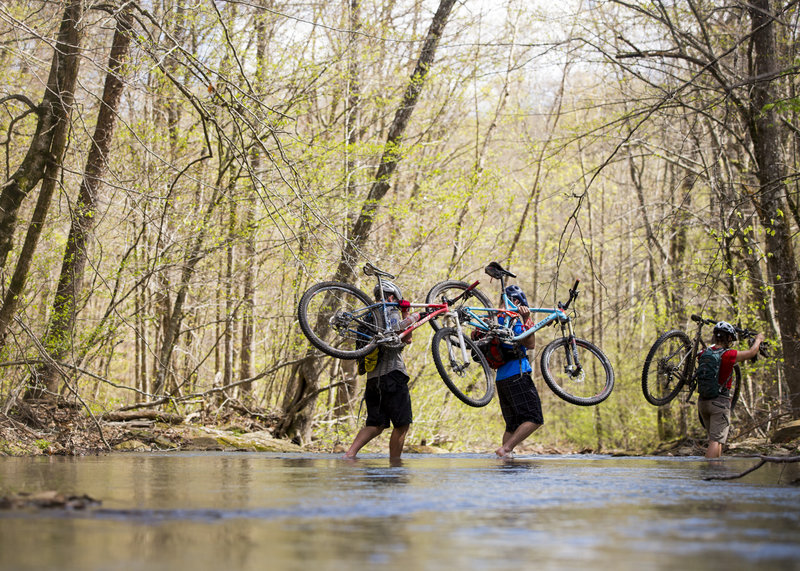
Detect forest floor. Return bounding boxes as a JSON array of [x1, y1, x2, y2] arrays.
[[1, 400, 799, 459]]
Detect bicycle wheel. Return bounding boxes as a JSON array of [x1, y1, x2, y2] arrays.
[[641, 330, 691, 406], [297, 281, 383, 359], [431, 326, 495, 407], [540, 337, 615, 406], [730, 364, 742, 409], [425, 280, 494, 332]]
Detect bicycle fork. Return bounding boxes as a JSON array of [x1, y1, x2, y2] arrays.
[[560, 320, 584, 379], [445, 313, 472, 371]]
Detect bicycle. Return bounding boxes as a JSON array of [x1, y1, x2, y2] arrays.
[[641, 314, 769, 408], [297, 263, 496, 407], [425, 261, 615, 406]]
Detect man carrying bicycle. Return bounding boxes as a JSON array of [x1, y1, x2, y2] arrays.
[[344, 280, 413, 460], [699, 322, 763, 459], [494, 285, 542, 459]]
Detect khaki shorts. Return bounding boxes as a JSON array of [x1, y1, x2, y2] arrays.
[[698, 396, 732, 444]]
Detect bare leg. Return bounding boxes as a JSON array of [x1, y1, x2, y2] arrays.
[[496, 421, 540, 458], [705, 440, 723, 459], [344, 425, 384, 459], [389, 424, 409, 459]]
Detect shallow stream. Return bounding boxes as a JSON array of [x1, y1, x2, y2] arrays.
[[1, 452, 798, 570]]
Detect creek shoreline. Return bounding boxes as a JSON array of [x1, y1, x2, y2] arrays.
[[2, 406, 799, 458]]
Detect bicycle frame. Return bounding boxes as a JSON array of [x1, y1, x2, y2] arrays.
[[656, 314, 742, 402], [360, 262, 479, 363], [435, 260, 585, 374], [456, 304, 571, 343], [680, 314, 760, 400]]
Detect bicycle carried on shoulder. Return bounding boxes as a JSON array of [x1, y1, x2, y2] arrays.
[[297, 263, 496, 407], [425, 261, 615, 406], [641, 314, 769, 407]]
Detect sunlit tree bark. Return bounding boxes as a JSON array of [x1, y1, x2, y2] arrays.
[[28, 6, 133, 398], [0, 0, 84, 348]]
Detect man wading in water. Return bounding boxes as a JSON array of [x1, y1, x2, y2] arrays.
[[344, 281, 414, 460]]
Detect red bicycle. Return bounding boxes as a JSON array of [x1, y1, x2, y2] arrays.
[[297, 263, 495, 407]]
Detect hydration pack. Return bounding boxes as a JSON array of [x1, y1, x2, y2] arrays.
[[695, 346, 727, 399], [470, 330, 521, 370], [356, 313, 380, 375]]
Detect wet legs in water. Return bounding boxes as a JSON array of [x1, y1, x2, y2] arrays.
[[344, 424, 409, 459], [705, 440, 723, 459], [496, 421, 541, 458]]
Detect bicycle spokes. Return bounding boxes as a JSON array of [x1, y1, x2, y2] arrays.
[[540, 336, 614, 405], [641, 330, 692, 406], [431, 327, 495, 407]]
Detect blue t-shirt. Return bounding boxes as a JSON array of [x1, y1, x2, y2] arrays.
[[495, 317, 532, 381]]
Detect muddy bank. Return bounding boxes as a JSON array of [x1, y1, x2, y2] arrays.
[[1, 403, 799, 458]]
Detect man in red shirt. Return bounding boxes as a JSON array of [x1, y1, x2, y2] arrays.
[[698, 321, 764, 459]]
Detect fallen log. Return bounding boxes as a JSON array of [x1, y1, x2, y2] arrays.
[[0, 491, 100, 510], [101, 410, 184, 424]]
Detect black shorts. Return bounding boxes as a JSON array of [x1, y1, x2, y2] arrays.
[[496, 373, 544, 432], [364, 370, 412, 428]]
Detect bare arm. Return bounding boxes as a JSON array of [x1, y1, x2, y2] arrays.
[[401, 306, 412, 344], [517, 306, 536, 350], [734, 333, 764, 362]]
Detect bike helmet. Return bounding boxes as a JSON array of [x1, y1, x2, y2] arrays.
[[504, 285, 529, 308], [374, 280, 402, 301], [713, 321, 736, 341]]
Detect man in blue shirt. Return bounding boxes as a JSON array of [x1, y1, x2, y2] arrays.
[[494, 285, 543, 458]]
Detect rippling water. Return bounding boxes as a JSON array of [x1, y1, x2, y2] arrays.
[[0, 452, 798, 570]]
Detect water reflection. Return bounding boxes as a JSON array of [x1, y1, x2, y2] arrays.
[[0, 453, 798, 571]]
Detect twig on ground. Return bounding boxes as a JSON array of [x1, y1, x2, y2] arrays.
[[704, 455, 800, 481]]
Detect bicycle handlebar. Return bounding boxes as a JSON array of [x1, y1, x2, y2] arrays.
[[560, 279, 580, 311], [691, 312, 770, 359]]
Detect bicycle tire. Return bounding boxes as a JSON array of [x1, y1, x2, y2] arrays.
[[730, 364, 742, 409], [431, 326, 495, 407], [641, 330, 692, 406], [425, 280, 494, 332], [297, 281, 384, 359], [540, 337, 615, 406]]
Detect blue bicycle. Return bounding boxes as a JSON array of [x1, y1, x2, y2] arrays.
[[425, 262, 615, 406]]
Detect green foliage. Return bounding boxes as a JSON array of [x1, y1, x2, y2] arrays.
[[0, 0, 793, 454], [34, 439, 52, 452]]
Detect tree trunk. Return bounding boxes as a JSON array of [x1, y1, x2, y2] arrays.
[[0, 0, 84, 270], [334, 0, 363, 415], [747, 0, 800, 417], [277, 0, 459, 443], [0, 0, 85, 350], [28, 7, 133, 397]]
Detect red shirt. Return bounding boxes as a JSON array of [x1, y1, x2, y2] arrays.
[[702, 345, 738, 390]]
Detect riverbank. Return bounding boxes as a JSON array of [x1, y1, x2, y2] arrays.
[[3, 403, 799, 458]]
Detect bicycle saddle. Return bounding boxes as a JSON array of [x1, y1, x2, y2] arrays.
[[485, 261, 516, 280]]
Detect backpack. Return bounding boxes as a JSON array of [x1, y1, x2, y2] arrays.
[[695, 346, 728, 399], [470, 330, 521, 370], [356, 313, 380, 375]]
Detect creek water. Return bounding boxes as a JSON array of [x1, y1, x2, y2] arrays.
[[0, 452, 798, 571]]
